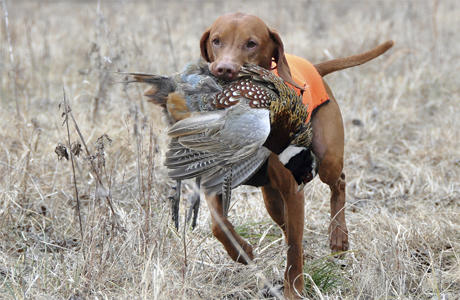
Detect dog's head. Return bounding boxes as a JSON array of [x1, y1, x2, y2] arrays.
[[200, 13, 300, 89]]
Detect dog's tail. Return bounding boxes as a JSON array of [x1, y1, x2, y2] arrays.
[[314, 40, 394, 77], [121, 72, 176, 107]]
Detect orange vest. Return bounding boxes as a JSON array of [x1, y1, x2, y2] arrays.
[[273, 54, 329, 122]]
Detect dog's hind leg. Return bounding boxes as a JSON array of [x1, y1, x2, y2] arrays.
[[311, 82, 349, 252]]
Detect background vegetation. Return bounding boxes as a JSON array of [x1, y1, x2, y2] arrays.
[[0, 0, 458, 298]]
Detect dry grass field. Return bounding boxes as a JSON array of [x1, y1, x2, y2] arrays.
[[1, 0, 459, 299]]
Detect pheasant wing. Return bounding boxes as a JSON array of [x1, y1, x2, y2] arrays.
[[166, 104, 271, 192]]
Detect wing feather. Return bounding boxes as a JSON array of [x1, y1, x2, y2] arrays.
[[165, 103, 271, 191]]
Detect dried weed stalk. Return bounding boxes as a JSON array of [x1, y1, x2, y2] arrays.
[[61, 89, 84, 247]]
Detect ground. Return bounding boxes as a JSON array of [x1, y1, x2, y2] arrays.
[[0, 0, 459, 299]]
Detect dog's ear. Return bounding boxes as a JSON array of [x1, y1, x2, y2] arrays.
[[200, 28, 212, 62], [269, 29, 304, 91]]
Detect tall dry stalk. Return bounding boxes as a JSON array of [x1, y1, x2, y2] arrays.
[[62, 89, 85, 252], [1, 0, 20, 118]]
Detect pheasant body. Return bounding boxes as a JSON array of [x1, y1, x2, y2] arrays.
[[127, 60, 317, 214]]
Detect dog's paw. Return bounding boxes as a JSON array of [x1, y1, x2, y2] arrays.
[[234, 242, 254, 265], [329, 221, 349, 252]]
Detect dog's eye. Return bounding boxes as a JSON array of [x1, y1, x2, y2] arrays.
[[212, 38, 221, 46], [246, 40, 257, 49]]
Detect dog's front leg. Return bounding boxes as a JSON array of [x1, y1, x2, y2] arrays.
[[283, 190, 305, 299], [205, 194, 254, 264], [266, 154, 305, 299]]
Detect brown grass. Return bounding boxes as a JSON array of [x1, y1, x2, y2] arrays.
[[1, 0, 459, 299]]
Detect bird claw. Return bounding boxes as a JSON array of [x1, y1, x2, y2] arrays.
[[187, 193, 201, 229], [169, 194, 180, 230], [186, 177, 201, 229], [169, 181, 181, 230]]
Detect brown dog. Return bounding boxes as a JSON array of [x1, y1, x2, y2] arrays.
[[198, 12, 393, 298]]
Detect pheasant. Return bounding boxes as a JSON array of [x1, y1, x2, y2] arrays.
[[126, 60, 317, 217]]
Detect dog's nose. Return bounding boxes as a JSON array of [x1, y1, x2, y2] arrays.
[[211, 61, 239, 80]]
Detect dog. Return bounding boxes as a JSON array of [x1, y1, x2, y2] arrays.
[[197, 12, 393, 298]]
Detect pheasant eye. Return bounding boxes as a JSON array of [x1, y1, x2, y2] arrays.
[[246, 40, 257, 49], [212, 38, 221, 46]]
